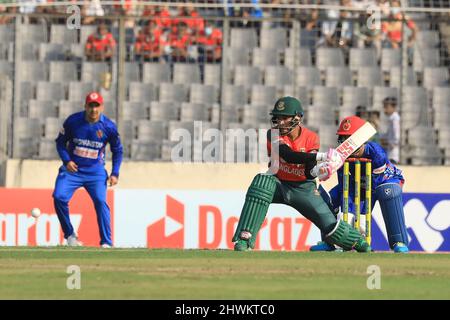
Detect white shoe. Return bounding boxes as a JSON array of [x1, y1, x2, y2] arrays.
[[67, 233, 83, 246], [101, 244, 112, 248]]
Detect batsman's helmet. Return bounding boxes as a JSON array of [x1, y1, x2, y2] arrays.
[[270, 96, 304, 117], [337, 115, 366, 136], [270, 96, 304, 135]]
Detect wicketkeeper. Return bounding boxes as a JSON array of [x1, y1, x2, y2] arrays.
[[232, 97, 372, 252], [53, 92, 123, 247], [310, 116, 409, 253]]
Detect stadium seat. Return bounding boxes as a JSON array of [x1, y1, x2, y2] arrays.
[[326, 67, 352, 88], [283, 86, 310, 106], [242, 104, 270, 126], [131, 140, 161, 161], [319, 125, 339, 151], [0, 61, 13, 79], [112, 62, 140, 83], [402, 86, 428, 106], [433, 87, 450, 108], [128, 82, 156, 103], [203, 64, 222, 88], [39, 43, 67, 62], [50, 61, 79, 83], [59, 100, 83, 119], [190, 84, 217, 105], [381, 48, 401, 72], [69, 43, 85, 60], [173, 63, 201, 85], [159, 83, 188, 103], [423, 67, 449, 90], [102, 101, 117, 120], [284, 48, 312, 69], [136, 120, 167, 142], [142, 63, 171, 86], [342, 87, 370, 109], [357, 67, 383, 87], [230, 28, 258, 48], [81, 62, 109, 83], [38, 138, 59, 159], [416, 30, 440, 48], [413, 48, 439, 72], [19, 61, 48, 82], [221, 85, 248, 106], [180, 102, 209, 121], [349, 48, 378, 71], [307, 104, 337, 129], [252, 48, 280, 68], [295, 67, 321, 88], [372, 87, 399, 111], [36, 82, 66, 101], [50, 25, 78, 44], [68, 82, 96, 101], [260, 28, 288, 49], [44, 117, 63, 139], [312, 87, 339, 106], [0, 25, 13, 43], [150, 101, 180, 121], [18, 24, 48, 43], [389, 67, 417, 88], [234, 65, 263, 88], [316, 48, 345, 71], [250, 85, 277, 106], [29, 100, 59, 119], [122, 101, 148, 121], [225, 47, 251, 66], [438, 128, 450, 149], [264, 66, 293, 90]]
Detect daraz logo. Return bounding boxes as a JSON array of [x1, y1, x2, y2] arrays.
[[147, 196, 185, 248]]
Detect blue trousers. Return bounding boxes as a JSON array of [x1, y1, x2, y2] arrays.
[[52, 165, 112, 246]]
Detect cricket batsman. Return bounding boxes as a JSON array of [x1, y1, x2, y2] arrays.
[[232, 96, 372, 252], [310, 116, 409, 253], [53, 92, 123, 247]]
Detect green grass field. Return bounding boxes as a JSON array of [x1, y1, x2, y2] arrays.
[[0, 247, 449, 299]]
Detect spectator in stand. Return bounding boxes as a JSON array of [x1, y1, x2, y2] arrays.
[[134, 21, 163, 62], [162, 22, 192, 63], [82, 0, 105, 25], [382, 0, 417, 49], [143, 5, 172, 30], [0, 5, 17, 24], [85, 24, 116, 62], [196, 21, 223, 63], [380, 97, 400, 164], [319, 0, 354, 48], [354, 10, 382, 57], [175, 5, 205, 37]]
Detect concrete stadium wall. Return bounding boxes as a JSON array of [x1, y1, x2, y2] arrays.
[[4, 159, 450, 193]]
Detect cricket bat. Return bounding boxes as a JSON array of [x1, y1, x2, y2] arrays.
[[336, 122, 377, 160]]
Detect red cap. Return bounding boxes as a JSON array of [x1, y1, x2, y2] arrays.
[[85, 92, 104, 105], [337, 116, 366, 135]]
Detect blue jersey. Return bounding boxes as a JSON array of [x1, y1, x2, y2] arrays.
[[336, 141, 404, 194], [55, 111, 123, 177]]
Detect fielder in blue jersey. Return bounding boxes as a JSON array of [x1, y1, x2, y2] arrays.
[[311, 116, 409, 253], [53, 92, 123, 247]]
